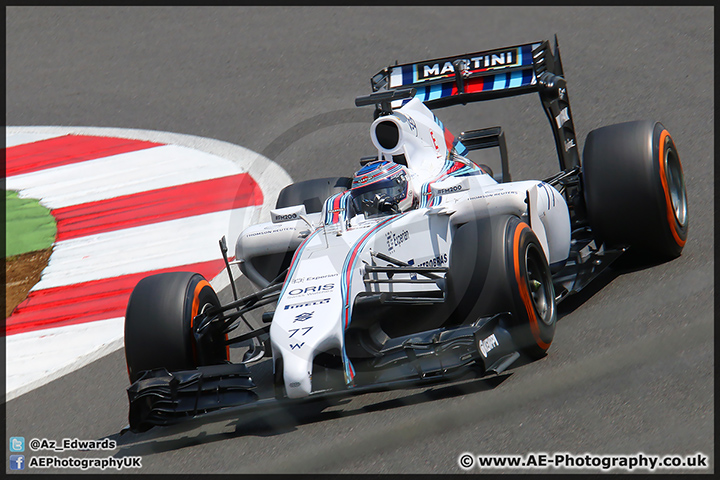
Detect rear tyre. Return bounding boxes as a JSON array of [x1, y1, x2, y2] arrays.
[[582, 120, 688, 258], [124, 272, 227, 383], [276, 176, 352, 213]]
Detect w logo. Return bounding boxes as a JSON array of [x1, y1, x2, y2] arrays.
[[290, 343, 305, 350]]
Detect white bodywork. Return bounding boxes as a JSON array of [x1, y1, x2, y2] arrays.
[[235, 97, 571, 398]]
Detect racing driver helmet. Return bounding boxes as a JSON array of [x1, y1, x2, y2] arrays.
[[349, 161, 417, 218]]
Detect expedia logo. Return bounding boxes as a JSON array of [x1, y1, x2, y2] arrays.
[[289, 283, 335, 296], [275, 213, 298, 221], [436, 184, 464, 195], [417, 48, 519, 82], [385, 230, 410, 252]]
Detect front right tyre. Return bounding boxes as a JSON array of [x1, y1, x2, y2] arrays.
[[124, 272, 227, 383]]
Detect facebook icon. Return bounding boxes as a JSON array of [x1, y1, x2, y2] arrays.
[[10, 454, 25, 470]]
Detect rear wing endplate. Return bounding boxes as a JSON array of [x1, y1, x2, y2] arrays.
[[369, 37, 580, 170]]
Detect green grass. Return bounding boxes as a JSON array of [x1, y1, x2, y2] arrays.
[[5, 190, 57, 258]]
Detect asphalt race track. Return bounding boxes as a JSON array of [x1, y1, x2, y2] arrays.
[[6, 6, 713, 474]]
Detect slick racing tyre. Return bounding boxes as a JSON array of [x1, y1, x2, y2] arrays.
[[503, 217, 557, 359], [447, 215, 556, 359], [582, 120, 688, 258], [124, 272, 227, 383], [276, 176, 352, 213]]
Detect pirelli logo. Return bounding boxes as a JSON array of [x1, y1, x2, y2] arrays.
[[284, 298, 331, 310]]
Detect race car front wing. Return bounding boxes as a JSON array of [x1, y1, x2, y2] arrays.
[[125, 311, 519, 433]]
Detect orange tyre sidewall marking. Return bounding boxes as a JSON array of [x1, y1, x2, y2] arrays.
[[189, 279, 229, 362], [657, 130, 686, 247], [190, 280, 211, 320], [513, 222, 550, 350]]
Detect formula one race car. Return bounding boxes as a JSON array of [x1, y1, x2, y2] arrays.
[[123, 38, 688, 432]]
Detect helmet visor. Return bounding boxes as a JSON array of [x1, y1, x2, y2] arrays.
[[350, 174, 409, 218]]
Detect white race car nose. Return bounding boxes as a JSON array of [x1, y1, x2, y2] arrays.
[[281, 353, 313, 398]]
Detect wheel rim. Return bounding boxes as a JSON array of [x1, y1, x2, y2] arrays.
[[524, 244, 553, 326], [665, 144, 687, 228]]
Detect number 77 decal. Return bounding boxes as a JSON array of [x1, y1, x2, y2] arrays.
[[288, 326, 314, 338]]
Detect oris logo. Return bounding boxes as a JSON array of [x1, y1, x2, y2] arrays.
[[289, 283, 335, 296], [436, 184, 464, 195], [385, 230, 410, 253]]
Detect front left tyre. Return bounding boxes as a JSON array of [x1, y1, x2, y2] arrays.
[[447, 214, 556, 359], [504, 217, 557, 359]]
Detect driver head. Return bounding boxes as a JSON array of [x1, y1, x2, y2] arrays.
[[350, 161, 416, 218]]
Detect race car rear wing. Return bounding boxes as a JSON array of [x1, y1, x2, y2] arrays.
[[369, 37, 580, 171]]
